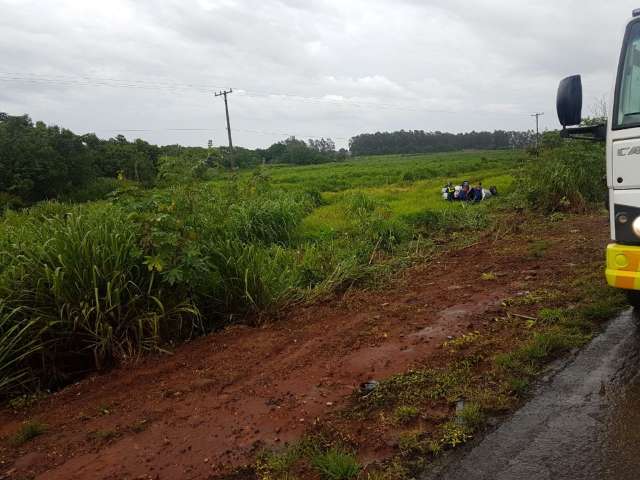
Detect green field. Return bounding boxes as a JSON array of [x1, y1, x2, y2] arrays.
[[247, 150, 518, 239], [0, 150, 524, 397]]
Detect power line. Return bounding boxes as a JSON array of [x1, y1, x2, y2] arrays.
[[0, 72, 226, 93], [92, 127, 349, 141], [0, 71, 527, 116], [0, 72, 448, 112], [236, 89, 455, 113]]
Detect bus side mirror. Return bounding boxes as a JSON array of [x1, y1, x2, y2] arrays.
[[557, 75, 583, 127]]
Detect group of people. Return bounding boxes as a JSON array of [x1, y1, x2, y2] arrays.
[[441, 181, 497, 203]]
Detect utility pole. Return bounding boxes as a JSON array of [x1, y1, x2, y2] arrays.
[[215, 88, 233, 150], [531, 112, 544, 155]]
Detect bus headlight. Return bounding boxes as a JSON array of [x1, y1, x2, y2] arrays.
[[633, 216, 640, 238]]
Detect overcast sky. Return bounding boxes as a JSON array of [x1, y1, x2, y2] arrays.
[[0, 0, 638, 148]]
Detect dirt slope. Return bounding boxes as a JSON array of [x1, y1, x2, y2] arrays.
[[0, 214, 609, 480]]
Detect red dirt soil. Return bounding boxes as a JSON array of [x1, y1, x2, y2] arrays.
[[0, 214, 609, 480]]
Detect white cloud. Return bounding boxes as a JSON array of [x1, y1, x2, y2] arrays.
[[0, 0, 637, 148]]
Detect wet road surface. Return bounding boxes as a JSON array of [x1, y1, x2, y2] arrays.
[[424, 309, 640, 480]]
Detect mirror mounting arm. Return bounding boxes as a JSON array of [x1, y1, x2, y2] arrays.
[[560, 123, 606, 142]]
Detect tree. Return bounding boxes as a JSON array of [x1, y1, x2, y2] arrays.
[[0, 115, 88, 202], [261, 137, 339, 165], [308, 137, 335, 154], [0, 115, 162, 205]]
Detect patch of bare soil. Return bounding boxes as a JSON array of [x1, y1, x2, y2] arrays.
[[0, 214, 609, 480]]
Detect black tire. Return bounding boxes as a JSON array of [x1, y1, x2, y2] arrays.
[[627, 290, 640, 308]]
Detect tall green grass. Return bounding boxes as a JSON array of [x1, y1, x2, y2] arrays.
[[521, 139, 606, 213], [0, 150, 518, 399], [0, 184, 323, 394], [0, 304, 42, 394]]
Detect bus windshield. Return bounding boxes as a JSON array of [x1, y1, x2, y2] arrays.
[[616, 21, 640, 128]]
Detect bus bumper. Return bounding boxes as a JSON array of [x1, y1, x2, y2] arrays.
[[605, 243, 640, 290]]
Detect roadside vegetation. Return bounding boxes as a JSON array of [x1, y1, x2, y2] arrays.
[[0, 134, 519, 398], [0, 124, 611, 398], [521, 132, 606, 213], [252, 223, 626, 480], [0, 112, 623, 479], [240, 133, 623, 479]]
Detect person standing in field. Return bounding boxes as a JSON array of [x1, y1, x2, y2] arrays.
[[446, 182, 455, 201], [460, 181, 470, 201], [468, 181, 482, 202], [474, 182, 483, 202]]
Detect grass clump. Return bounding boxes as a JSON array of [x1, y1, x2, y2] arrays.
[[393, 405, 420, 425], [538, 308, 566, 324], [504, 289, 562, 307], [506, 377, 530, 397], [312, 448, 361, 480], [495, 328, 588, 374], [361, 363, 473, 412], [8, 420, 46, 446], [576, 297, 627, 323], [528, 240, 551, 259], [256, 446, 303, 479], [7, 392, 47, 411], [403, 204, 489, 234], [443, 332, 481, 351], [398, 430, 426, 455], [439, 420, 472, 448], [457, 402, 485, 430]]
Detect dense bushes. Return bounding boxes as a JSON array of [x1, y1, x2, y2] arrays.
[[521, 136, 606, 213], [0, 145, 517, 398], [0, 202, 201, 387], [0, 185, 306, 393], [0, 180, 428, 396], [0, 115, 162, 205]]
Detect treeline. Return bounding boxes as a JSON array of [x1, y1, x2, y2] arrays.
[[1, 113, 539, 207], [0, 114, 351, 206], [349, 130, 535, 156], [0, 114, 162, 206], [258, 137, 348, 165]]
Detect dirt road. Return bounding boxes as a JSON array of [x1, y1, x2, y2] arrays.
[[0, 214, 612, 479], [425, 309, 640, 480]]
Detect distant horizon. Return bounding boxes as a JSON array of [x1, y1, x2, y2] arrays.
[[1, 1, 633, 149], [3, 110, 546, 151]]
